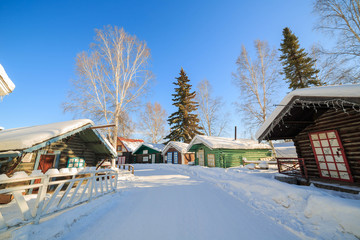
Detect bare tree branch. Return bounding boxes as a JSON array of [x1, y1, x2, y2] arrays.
[[314, 0, 360, 83], [63, 26, 154, 146], [138, 102, 167, 143], [196, 79, 228, 136], [232, 40, 279, 154]]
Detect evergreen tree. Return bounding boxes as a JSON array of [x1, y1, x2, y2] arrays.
[[164, 68, 203, 143], [279, 27, 321, 90]]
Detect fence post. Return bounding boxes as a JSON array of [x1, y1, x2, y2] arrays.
[[115, 171, 118, 190], [89, 172, 94, 201], [34, 176, 49, 224]]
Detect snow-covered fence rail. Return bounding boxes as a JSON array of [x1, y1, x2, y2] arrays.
[[118, 164, 134, 174], [0, 168, 118, 230]]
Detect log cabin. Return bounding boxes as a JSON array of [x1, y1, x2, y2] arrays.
[[162, 141, 195, 164], [132, 143, 165, 164], [187, 135, 272, 168], [0, 64, 15, 98], [0, 119, 117, 177], [116, 137, 144, 164], [256, 84, 360, 185]]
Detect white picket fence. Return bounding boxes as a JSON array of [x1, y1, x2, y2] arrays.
[[0, 168, 118, 231]]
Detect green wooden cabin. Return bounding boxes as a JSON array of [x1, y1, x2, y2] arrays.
[[132, 143, 165, 164], [187, 135, 272, 168]]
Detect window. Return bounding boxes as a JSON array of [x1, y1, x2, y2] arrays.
[[67, 157, 85, 168], [143, 150, 148, 154], [309, 130, 353, 182], [117, 145, 122, 151]]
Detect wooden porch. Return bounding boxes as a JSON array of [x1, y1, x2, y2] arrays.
[[275, 157, 360, 194]]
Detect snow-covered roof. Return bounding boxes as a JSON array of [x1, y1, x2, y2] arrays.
[[256, 84, 360, 140], [187, 135, 271, 151], [162, 141, 190, 155], [0, 119, 94, 152], [133, 143, 165, 153], [118, 138, 144, 152], [0, 64, 15, 97], [274, 142, 297, 158]]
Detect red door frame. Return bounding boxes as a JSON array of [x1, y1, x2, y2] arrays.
[[309, 130, 353, 182]]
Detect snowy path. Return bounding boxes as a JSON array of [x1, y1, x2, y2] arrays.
[[56, 166, 299, 240]]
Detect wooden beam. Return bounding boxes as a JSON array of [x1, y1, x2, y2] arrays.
[[91, 124, 115, 129]]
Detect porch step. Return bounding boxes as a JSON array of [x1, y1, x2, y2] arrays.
[[311, 181, 360, 194], [274, 174, 360, 194]]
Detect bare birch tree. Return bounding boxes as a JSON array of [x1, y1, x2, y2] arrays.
[[138, 102, 167, 143], [118, 112, 135, 138], [63, 26, 153, 146], [232, 40, 279, 153], [196, 79, 227, 136], [311, 43, 357, 84], [314, 0, 360, 83]]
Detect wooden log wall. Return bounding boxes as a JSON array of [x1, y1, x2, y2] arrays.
[[2, 133, 104, 176], [293, 108, 360, 183], [52, 134, 98, 168], [135, 153, 162, 163]]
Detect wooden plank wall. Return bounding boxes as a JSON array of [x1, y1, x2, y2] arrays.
[[294, 108, 360, 183]]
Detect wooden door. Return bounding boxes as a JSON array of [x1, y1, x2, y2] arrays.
[[34, 154, 55, 186], [38, 154, 55, 173], [174, 152, 178, 164], [207, 154, 215, 167], [309, 130, 353, 182], [167, 152, 172, 164], [198, 150, 204, 166]]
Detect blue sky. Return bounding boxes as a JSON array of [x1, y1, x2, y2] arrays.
[[0, 0, 327, 138]]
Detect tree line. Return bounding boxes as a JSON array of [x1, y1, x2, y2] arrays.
[[63, 0, 360, 146]]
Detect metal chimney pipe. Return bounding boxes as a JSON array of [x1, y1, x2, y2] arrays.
[[235, 126, 237, 140]]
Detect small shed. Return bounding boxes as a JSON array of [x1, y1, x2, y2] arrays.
[[256, 84, 360, 184], [162, 141, 195, 165], [187, 135, 271, 168], [0, 119, 116, 176], [116, 137, 144, 164], [132, 143, 165, 164], [0, 64, 15, 98]]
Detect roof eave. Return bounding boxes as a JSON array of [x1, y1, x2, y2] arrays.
[[23, 123, 93, 153]]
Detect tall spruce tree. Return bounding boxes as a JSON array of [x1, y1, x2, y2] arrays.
[[279, 27, 321, 90], [164, 68, 202, 143]]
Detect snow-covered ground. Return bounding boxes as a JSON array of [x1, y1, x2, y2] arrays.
[[5, 164, 360, 240]]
